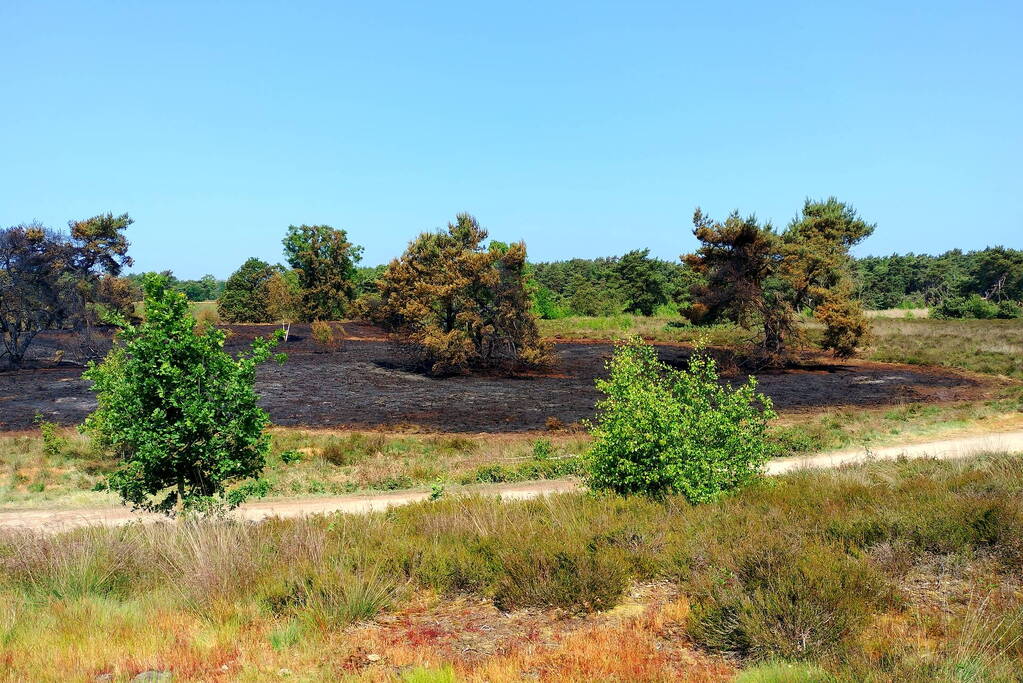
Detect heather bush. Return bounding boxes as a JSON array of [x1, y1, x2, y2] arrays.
[[689, 537, 893, 660], [310, 320, 338, 351], [493, 543, 629, 612]]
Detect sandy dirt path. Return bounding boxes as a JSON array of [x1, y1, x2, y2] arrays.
[[2, 430, 1022, 534]]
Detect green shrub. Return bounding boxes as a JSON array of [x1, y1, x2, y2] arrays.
[[371, 474, 414, 491], [264, 563, 398, 627], [996, 299, 1023, 319], [311, 320, 338, 351], [531, 438, 553, 460], [588, 338, 775, 501], [34, 415, 67, 457], [471, 464, 512, 484], [932, 295, 1000, 320], [279, 449, 302, 465]]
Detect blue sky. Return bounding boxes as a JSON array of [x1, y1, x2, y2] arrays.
[[2, 1, 1021, 278]]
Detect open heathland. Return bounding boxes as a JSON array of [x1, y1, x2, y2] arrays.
[[2, 455, 1023, 681]]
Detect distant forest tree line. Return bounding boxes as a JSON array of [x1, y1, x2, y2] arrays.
[[140, 246, 1023, 319], [3, 199, 1021, 371]]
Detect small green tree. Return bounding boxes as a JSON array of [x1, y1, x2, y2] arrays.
[[282, 224, 363, 321], [615, 248, 668, 316], [83, 274, 284, 514], [218, 257, 278, 323], [587, 338, 775, 502]]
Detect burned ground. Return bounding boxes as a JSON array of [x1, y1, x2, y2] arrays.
[[0, 323, 987, 432]]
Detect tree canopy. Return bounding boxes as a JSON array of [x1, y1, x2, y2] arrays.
[[282, 224, 363, 321], [218, 257, 279, 323], [84, 274, 283, 514], [683, 198, 874, 360], [1, 214, 134, 366], [376, 213, 551, 375]]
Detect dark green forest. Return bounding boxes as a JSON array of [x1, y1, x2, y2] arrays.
[[132, 246, 1023, 317], [526, 246, 1023, 319]]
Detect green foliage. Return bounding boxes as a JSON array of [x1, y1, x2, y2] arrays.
[[217, 257, 278, 323], [587, 338, 775, 501], [282, 224, 363, 321], [529, 282, 571, 319], [684, 209, 796, 358], [932, 294, 1019, 320], [684, 198, 873, 360], [83, 274, 284, 514], [399, 665, 457, 683], [996, 299, 1023, 319], [6, 455, 1023, 679], [279, 449, 302, 465], [856, 246, 1023, 309], [615, 248, 668, 315], [530, 254, 695, 318], [265, 268, 303, 325], [493, 544, 629, 612], [735, 661, 834, 682], [310, 320, 338, 351], [34, 415, 68, 457]]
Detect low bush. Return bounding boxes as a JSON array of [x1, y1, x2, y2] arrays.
[[996, 299, 1023, 319], [310, 320, 339, 351], [689, 537, 894, 660], [493, 544, 629, 612], [932, 294, 1000, 320], [588, 338, 775, 501]]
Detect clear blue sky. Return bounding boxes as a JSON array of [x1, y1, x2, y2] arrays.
[[2, 1, 1021, 278]]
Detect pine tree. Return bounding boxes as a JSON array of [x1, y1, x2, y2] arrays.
[[377, 213, 550, 375]]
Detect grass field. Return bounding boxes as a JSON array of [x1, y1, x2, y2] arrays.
[[865, 317, 1023, 379], [539, 314, 1023, 379], [4, 388, 1021, 510], [3, 454, 1023, 680]]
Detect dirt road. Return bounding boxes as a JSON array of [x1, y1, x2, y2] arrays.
[[2, 430, 1021, 534]]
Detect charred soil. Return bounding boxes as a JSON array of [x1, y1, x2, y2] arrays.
[[0, 323, 992, 432]]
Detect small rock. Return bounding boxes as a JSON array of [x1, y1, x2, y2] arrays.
[[366, 654, 381, 662], [132, 673, 172, 683], [278, 669, 292, 677]]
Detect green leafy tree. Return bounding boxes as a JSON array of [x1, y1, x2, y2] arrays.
[[218, 257, 277, 323], [588, 338, 775, 501], [266, 269, 303, 341], [83, 274, 284, 514], [283, 225, 363, 321]]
